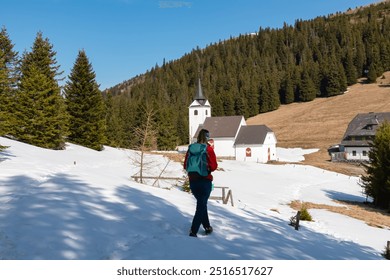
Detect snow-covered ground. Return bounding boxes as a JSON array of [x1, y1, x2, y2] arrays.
[[0, 137, 388, 261]]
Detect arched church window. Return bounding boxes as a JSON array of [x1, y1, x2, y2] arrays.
[[194, 110, 198, 116]]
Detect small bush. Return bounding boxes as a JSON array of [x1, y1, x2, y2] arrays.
[[182, 180, 191, 193], [300, 204, 313, 221]]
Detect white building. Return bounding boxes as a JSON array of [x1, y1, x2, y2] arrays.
[[234, 125, 277, 162], [189, 79, 277, 162], [335, 112, 390, 161]]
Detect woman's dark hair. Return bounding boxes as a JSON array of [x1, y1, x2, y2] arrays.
[[197, 129, 210, 144]]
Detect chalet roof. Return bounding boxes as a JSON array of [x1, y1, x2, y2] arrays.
[[194, 116, 244, 138], [234, 125, 273, 145], [341, 112, 390, 146]]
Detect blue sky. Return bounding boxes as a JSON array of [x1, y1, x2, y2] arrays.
[[1, 0, 380, 90]]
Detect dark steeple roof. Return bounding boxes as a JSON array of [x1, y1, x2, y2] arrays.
[[194, 79, 207, 105]]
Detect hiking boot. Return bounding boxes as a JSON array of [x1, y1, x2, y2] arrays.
[[205, 226, 213, 235], [189, 231, 197, 237]]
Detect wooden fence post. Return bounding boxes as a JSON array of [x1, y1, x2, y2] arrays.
[[209, 186, 234, 206], [222, 190, 234, 207]]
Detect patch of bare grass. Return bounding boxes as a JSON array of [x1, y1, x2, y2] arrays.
[[290, 200, 390, 229]]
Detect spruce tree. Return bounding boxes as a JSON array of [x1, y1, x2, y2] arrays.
[[344, 49, 358, 86], [104, 92, 120, 147], [0, 50, 8, 135], [156, 107, 179, 150], [16, 32, 67, 149], [234, 95, 248, 118], [0, 27, 19, 136], [366, 62, 378, 83], [361, 122, 390, 210], [223, 91, 235, 116], [280, 70, 295, 104], [298, 69, 316, 102], [65, 50, 106, 151]]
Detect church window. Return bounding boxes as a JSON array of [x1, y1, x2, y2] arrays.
[[194, 110, 198, 116], [206, 110, 208, 116]]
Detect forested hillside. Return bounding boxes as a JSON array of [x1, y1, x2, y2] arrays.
[[104, 1, 390, 149], [1, 2, 389, 152]]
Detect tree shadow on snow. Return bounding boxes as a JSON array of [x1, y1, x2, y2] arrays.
[[199, 202, 383, 260], [0, 173, 382, 260], [324, 190, 367, 203], [0, 174, 190, 260], [0, 148, 15, 163]]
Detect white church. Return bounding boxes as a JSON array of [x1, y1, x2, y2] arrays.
[[188, 79, 277, 163]]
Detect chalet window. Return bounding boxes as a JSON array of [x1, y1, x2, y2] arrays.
[[363, 150, 367, 157], [352, 151, 357, 156], [363, 124, 373, 130], [194, 110, 198, 116]]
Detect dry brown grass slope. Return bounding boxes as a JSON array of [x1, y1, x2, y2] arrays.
[[247, 71, 390, 176], [248, 73, 390, 228]]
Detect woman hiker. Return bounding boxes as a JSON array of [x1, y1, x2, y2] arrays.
[[183, 129, 218, 237]]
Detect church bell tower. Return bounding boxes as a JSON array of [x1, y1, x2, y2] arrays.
[[188, 79, 211, 143]]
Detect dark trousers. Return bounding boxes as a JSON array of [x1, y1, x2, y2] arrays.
[[190, 179, 212, 234]]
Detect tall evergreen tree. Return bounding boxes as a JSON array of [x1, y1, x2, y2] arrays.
[[321, 55, 347, 97], [344, 48, 358, 85], [0, 50, 9, 136], [0, 27, 19, 136], [366, 62, 378, 83], [16, 32, 67, 149], [234, 94, 248, 118], [298, 69, 316, 102], [361, 122, 390, 210], [156, 107, 179, 150], [65, 50, 106, 151], [280, 70, 295, 104]]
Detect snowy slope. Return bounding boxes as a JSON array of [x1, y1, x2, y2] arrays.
[[0, 137, 388, 260]]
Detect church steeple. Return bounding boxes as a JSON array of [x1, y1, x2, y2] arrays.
[[188, 79, 211, 143], [194, 79, 206, 103]]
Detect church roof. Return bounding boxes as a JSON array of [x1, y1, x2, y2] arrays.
[[234, 125, 273, 145], [194, 116, 245, 138]]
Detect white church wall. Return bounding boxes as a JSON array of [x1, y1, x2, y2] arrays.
[[234, 145, 268, 163], [264, 132, 277, 161], [212, 138, 236, 158]]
